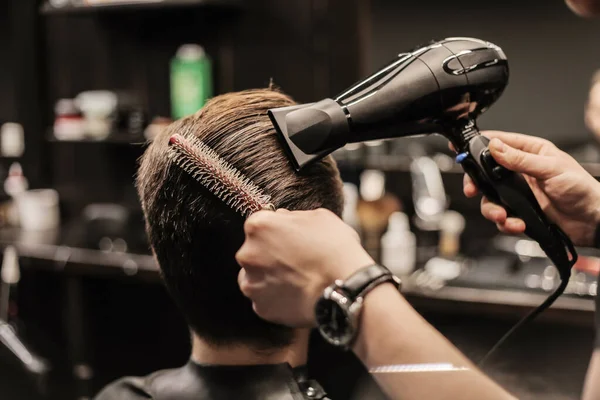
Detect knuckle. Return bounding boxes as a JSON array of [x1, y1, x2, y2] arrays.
[[235, 248, 247, 264], [235, 247, 256, 267], [510, 149, 525, 166], [252, 302, 271, 321], [239, 280, 252, 297], [238, 277, 250, 294], [245, 212, 272, 234], [239, 278, 259, 298], [540, 138, 555, 149]]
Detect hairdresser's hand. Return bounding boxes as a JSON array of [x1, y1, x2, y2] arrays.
[[236, 208, 374, 327], [458, 131, 600, 246]]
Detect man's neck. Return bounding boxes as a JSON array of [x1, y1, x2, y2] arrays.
[[191, 329, 310, 367]]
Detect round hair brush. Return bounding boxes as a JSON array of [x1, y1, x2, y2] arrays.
[[168, 133, 275, 217]]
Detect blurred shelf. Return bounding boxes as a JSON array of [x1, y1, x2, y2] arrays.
[[47, 133, 147, 145], [402, 282, 594, 313], [41, 0, 242, 14], [335, 156, 600, 178], [334, 155, 463, 174], [0, 226, 158, 277]]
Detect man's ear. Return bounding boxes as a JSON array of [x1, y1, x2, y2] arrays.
[[566, 0, 600, 18]]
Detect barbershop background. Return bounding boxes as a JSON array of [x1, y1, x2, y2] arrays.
[[1, 0, 600, 399]]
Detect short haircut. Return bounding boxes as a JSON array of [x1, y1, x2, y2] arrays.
[[136, 88, 343, 349]]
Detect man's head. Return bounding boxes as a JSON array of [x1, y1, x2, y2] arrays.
[[136, 88, 343, 349], [566, 0, 600, 17]]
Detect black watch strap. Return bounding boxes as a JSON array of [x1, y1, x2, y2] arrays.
[[594, 223, 600, 249], [341, 264, 399, 298]]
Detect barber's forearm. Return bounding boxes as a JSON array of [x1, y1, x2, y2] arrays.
[[583, 350, 600, 400], [352, 284, 516, 400]]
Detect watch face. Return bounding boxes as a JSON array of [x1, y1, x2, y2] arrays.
[[315, 291, 355, 347]]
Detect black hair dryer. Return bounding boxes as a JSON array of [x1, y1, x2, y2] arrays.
[[269, 37, 576, 279]]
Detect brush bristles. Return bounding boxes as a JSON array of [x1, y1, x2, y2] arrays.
[[168, 134, 274, 218]]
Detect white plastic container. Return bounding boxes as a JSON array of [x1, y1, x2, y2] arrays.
[[15, 189, 60, 231], [75, 91, 117, 139], [342, 182, 360, 234], [359, 169, 385, 202], [381, 212, 416, 276], [0, 123, 25, 158]]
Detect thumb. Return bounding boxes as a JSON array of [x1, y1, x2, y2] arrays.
[[489, 138, 557, 180]]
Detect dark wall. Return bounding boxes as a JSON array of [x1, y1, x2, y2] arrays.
[[2, 1, 46, 187], [370, 0, 600, 148], [0, 1, 16, 123]]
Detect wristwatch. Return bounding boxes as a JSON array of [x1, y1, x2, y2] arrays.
[[314, 264, 401, 349]]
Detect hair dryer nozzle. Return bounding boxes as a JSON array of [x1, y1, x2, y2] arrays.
[[269, 99, 348, 171]]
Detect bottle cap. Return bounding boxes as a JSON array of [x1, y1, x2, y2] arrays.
[[4, 162, 29, 197], [439, 210, 466, 235], [360, 170, 385, 201], [1, 246, 20, 285], [177, 44, 206, 61], [342, 183, 359, 221], [388, 212, 409, 232]]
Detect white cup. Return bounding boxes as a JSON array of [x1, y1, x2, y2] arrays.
[[15, 189, 60, 231]]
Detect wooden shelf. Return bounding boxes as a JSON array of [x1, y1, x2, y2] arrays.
[[41, 0, 242, 15]]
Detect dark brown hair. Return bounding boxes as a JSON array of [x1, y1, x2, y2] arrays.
[[136, 88, 343, 349]]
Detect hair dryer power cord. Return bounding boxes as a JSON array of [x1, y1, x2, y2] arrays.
[[478, 276, 569, 367]]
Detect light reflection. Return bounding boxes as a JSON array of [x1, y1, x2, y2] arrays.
[[370, 363, 470, 374]]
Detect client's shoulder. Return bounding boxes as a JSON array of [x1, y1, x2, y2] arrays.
[[93, 367, 183, 400], [94, 375, 151, 400]]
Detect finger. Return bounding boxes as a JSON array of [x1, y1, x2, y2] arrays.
[[238, 268, 256, 298], [448, 142, 456, 153], [253, 302, 278, 324], [238, 267, 267, 296], [481, 197, 508, 223], [482, 131, 554, 154], [243, 210, 275, 236], [235, 243, 252, 267], [235, 244, 267, 270], [238, 268, 249, 295], [463, 174, 478, 198], [488, 139, 558, 180], [496, 218, 526, 234], [505, 217, 526, 232]]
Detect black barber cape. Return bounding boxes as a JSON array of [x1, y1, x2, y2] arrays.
[[94, 361, 330, 400]]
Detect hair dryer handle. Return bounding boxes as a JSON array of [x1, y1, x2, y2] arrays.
[[457, 135, 576, 279]]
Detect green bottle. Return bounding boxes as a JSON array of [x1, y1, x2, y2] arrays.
[[170, 44, 213, 120]]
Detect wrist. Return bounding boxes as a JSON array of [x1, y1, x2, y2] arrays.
[[350, 283, 405, 358], [327, 250, 375, 283], [315, 264, 400, 349]]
